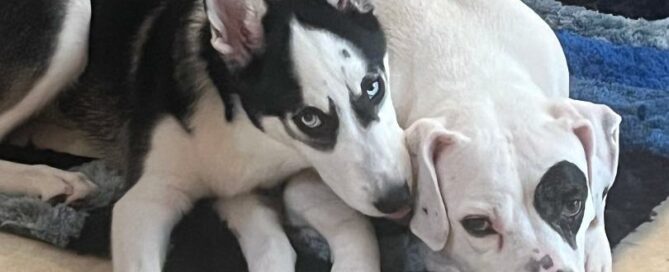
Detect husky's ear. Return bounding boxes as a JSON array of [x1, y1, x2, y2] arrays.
[[326, 0, 374, 13], [406, 118, 469, 251], [205, 0, 267, 70], [551, 99, 621, 224]]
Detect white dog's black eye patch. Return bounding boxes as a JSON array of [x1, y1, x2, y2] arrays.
[[534, 161, 588, 249]]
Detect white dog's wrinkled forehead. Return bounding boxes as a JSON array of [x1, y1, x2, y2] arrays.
[[431, 126, 594, 270], [441, 124, 588, 197], [440, 126, 590, 235]]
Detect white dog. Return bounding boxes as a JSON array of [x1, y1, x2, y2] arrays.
[[284, 0, 620, 271]]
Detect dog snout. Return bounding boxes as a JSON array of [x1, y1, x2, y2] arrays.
[[525, 253, 574, 272], [374, 183, 412, 215]]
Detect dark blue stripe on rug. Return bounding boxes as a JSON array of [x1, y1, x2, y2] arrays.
[[570, 77, 669, 157], [557, 30, 669, 90]]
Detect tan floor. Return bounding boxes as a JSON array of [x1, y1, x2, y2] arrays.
[[0, 233, 110, 272], [1, 202, 668, 272], [612, 200, 669, 272]]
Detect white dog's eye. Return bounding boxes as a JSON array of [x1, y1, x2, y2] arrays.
[[562, 200, 583, 217], [461, 216, 497, 238], [300, 112, 322, 128]]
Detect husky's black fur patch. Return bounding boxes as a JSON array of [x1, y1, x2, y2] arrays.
[[534, 161, 588, 249], [217, 0, 386, 123], [350, 74, 385, 127], [57, 0, 386, 183], [0, 0, 67, 110], [206, 0, 386, 146]]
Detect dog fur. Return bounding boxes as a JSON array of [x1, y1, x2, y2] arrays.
[[284, 0, 621, 271], [0, 0, 412, 271]]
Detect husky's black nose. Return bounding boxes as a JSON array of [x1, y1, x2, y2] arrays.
[[374, 183, 412, 214]]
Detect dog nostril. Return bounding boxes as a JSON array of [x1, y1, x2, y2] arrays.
[[539, 255, 553, 269], [373, 182, 411, 214]]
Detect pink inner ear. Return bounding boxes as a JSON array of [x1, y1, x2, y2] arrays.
[[573, 121, 595, 185], [207, 0, 266, 69]]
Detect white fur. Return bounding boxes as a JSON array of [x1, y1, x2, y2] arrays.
[[287, 0, 618, 271], [110, 4, 411, 271], [373, 0, 618, 271], [0, 0, 96, 204], [290, 20, 368, 111], [284, 171, 380, 272], [216, 194, 296, 272], [112, 165, 196, 272], [281, 20, 411, 216]]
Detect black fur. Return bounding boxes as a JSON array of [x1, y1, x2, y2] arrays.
[[534, 161, 588, 249], [293, 0, 386, 68], [57, 0, 387, 183], [288, 100, 340, 151], [350, 75, 385, 127], [0, 0, 67, 111]]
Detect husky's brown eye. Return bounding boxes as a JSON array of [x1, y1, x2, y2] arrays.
[[300, 112, 322, 128], [461, 216, 497, 237], [290, 100, 339, 151]]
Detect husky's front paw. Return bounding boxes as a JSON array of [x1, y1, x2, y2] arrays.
[[25, 165, 97, 205]]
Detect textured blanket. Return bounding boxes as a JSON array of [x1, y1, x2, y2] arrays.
[[1, 0, 668, 271]]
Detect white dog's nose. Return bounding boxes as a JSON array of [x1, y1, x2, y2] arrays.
[[525, 254, 575, 272]]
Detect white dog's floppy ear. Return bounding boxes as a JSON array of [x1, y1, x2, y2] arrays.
[[326, 0, 374, 13], [205, 0, 267, 70], [553, 100, 621, 221], [406, 118, 468, 251]]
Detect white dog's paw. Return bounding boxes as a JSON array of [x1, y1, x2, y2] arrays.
[[25, 165, 97, 204], [585, 254, 613, 272], [585, 245, 612, 272], [585, 225, 613, 272]]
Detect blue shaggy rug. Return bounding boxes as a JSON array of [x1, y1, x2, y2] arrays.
[[0, 0, 668, 271]]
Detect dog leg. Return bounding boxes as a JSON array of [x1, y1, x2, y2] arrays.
[[585, 223, 612, 272], [112, 176, 195, 272], [284, 171, 381, 272], [216, 193, 296, 272], [0, 160, 97, 203], [0, 0, 90, 139], [0, 0, 94, 203]]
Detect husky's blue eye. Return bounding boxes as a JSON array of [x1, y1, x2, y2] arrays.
[[366, 81, 380, 98], [361, 76, 385, 103]]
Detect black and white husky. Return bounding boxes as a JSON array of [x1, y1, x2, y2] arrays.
[[0, 0, 412, 270]]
